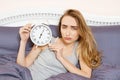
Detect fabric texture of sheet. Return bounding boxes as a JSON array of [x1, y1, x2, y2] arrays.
[[0, 55, 32, 80]]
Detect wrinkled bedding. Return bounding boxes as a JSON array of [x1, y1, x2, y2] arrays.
[[0, 55, 32, 80], [47, 72, 90, 80], [0, 25, 120, 80]]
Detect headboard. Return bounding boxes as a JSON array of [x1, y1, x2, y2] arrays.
[[0, 9, 120, 26]]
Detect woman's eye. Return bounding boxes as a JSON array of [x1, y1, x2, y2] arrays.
[[61, 25, 67, 29], [71, 26, 78, 30]]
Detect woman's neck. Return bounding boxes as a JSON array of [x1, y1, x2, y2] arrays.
[[59, 38, 75, 48]]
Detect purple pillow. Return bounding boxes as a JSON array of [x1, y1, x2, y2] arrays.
[[49, 25, 60, 37], [91, 25, 120, 66], [0, 25, 59, 56], [0, 26, 33, 55], [0, 26, 21, 55], [91, 63, 120, 80]]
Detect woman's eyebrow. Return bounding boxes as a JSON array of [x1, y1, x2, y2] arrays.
[[70, 25, 79, 29], [61, 24, 78, 27], [71, 25, 78, 27], [61, 24, 67, 26]]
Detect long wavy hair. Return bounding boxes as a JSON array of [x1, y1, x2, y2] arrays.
[[58, 9, 101, 68]]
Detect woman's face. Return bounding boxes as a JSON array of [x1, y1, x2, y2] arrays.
[[60, 16, 79, 44]]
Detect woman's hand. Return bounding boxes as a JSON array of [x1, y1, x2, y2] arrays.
[[48, 38, 64, 60], [19, 24, 32, 43]]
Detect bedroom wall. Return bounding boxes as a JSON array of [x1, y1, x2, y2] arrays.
[[0, 0, 120, 16]]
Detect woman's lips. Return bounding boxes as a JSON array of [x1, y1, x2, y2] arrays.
[[64, 37, 72, 40]]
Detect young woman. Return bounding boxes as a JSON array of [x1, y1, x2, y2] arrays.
[[17, 9, 101, 80]]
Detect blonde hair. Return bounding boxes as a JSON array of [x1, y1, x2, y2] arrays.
[[58, 9, 101, 68]]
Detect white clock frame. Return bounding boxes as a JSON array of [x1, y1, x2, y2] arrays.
[[30, 23, 52, 46]]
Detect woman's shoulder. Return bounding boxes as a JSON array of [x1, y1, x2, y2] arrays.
[[50, 36, 59, 43]]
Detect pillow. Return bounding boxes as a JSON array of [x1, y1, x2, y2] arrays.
[[49, 25, 60, 37], [91, 25, 120, 66], [91, 63, 120, 80], [0, 25, 59, 56], [0, 26, 21, 55]]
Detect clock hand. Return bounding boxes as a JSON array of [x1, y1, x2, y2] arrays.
[[39, 29, 44, 39]]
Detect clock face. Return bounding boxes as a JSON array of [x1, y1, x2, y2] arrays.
[[30, 24, 52, 46]]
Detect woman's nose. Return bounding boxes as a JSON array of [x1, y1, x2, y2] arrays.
[[65, 30, 70, 36]]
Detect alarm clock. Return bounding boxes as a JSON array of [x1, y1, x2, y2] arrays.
[[30, 23, 52, 46]]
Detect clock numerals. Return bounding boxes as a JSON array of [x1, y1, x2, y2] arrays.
[[31, 34, 35, 38], [45, 40, 49, 43], [48, 33, 51, 36], [34, 27, 38, 30], [46, 36, 50, 39], [30, 24, 52, 46], [33, 38, 36, 42], [31, 30, 35, 34], [38, 26, 41, 29], [41, 41, 44, 44], [37, 41, 40, 44]]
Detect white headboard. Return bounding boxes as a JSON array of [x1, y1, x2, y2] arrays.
[[0, 9, 120, 26]]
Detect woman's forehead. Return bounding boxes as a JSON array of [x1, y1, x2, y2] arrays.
[[61, 16, 78, 26]]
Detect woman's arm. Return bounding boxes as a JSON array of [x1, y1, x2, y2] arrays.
[[49, 40, 91, 78], [16, 24, 43, 67], [17, 43, 42, 67], [58, 55, 92, 78], [25, 45, 45, 67]]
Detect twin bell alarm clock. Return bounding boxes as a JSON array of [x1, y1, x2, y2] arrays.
[[30, 23, 52, 46]]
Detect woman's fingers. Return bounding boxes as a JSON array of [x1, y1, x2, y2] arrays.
[[49, 44, 63, 52], [20, 24, 32, 33], [22, 28, 31, 32]]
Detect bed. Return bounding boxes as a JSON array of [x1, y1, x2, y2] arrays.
[[0, 9, 120, 80], [0, 9, 120, 26]]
